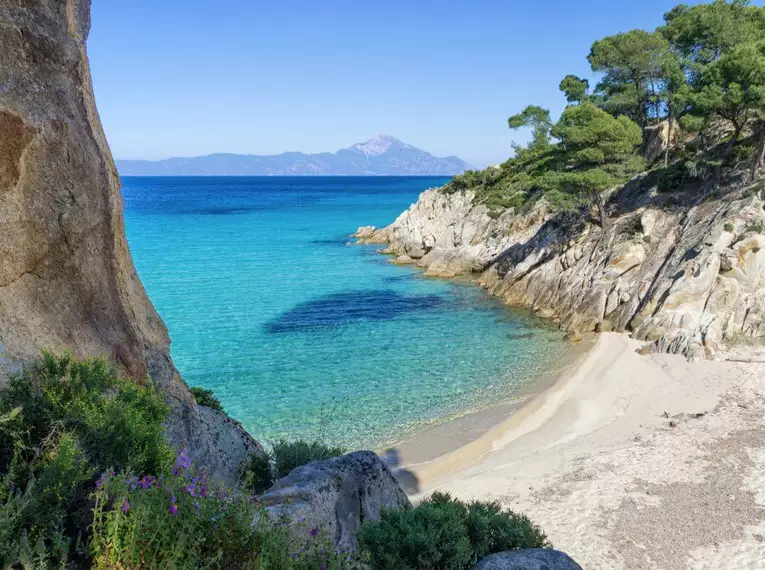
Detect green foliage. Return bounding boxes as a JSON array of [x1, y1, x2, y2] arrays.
[[357, 492, 550, 570], [444, 1, 765, 217], [90, 453, 356, 570], [272, 440, 345, 479], [0, 352, 172, 568], [559, 75, 590, 105], [724, 222, 735, 232], [508, 105, 554, 149], [190, 386, 224, 412], [553, 103, 644, 174], [588, 29, 671, 126], [242, 449, 275, 495]]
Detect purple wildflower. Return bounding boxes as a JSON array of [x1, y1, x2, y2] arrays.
[[138, 475, 156, 490], [95, 473, 107, 489], [120, 499, 130, 514], [127, 476, 139, 490], [310, 527, 319, 538], [169, 503, 179, 516]]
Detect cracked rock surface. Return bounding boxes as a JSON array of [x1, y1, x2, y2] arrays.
[[0, 0, 259, 483], [358, 174, 765, 360]]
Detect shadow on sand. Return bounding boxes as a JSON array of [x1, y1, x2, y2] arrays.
[[381, 448, 420, 495]]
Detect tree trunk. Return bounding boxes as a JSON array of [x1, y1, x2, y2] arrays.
[[750, 121, 765, 183], [664, 115, 674, 168], [715, 125, 742, 190], [595, 193, 609, 230]]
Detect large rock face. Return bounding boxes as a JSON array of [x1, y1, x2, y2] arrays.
[[0, 0, 258, 481], [358, 173, 765, 360], [260, 451, 411, 550]]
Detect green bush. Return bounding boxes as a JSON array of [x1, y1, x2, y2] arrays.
[[190, 386, 224, 412], [242, 449, 275, 495], [272, 440, 345, 479], [0, 352, 172, 568], [357, 492, 550, 570], [90, 450, 357, 570]]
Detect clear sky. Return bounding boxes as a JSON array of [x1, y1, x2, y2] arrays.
[[88, 0, 761, 168]]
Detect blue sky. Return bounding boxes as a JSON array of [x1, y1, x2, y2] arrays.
[[89, 0, 761, 168]]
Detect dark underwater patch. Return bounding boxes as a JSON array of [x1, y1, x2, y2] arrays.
[[382, 274, 416, 283], [310, 236, 349, 246], [264, 290, 444, 333]]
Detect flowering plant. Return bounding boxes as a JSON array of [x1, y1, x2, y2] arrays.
[[90, 451, 358, 569]]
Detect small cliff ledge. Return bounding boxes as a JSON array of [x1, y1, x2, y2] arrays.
[[358, 175, 765, 361], [0, 0, 258, 481]]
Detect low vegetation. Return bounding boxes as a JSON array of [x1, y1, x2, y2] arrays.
[[242, 439, 346, 495], [0, 353, 351, 569], [358, 492, 550, 570], [445, 0, 765, 218], [189, 386, 224, 412]]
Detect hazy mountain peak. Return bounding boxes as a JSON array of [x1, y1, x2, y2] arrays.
[[350, 134, 410, 157], [116, 136, 471, 176]]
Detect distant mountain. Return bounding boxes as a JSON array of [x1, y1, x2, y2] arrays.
[[116, 135, 471, 176]]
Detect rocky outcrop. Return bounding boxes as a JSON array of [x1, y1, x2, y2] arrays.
[[357, 173, 765, 360], [0, 0, 259, 482], [260, 451, 411, 550], [474, 549, 583, 570], [356, 189, 548, 278]]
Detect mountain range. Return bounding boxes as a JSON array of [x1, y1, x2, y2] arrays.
[[116, 135, 471, 176]]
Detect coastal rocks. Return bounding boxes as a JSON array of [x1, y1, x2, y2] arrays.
[[260, 451, 410, 550], [0, 0, 258, 482], [355, 189, 549, 277], [361, 172, 765, 360], [474, 550, 583, 570]]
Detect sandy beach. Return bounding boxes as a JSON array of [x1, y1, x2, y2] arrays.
[[393, 332, 765, 569]]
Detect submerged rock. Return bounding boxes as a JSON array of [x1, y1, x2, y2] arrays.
[[260, 451, 410, 550], [0, 0, 258, 482], [474, 549, 583, 570]]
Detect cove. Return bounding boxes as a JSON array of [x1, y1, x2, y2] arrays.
[[122, 176, 569, 449]]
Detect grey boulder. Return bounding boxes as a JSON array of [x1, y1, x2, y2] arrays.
[[475, 549, 583, 570], [259, 451, 410, 550]]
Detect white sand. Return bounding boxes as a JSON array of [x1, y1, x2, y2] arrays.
[[408, 333, 765, 570]]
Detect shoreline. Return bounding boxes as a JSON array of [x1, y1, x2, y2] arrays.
[[378, 332, 596, 485], [393, 332, 765, 569]]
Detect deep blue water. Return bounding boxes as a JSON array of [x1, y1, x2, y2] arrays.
[[122, 176, 567, 449]]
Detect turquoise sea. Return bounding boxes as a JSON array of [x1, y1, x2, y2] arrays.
[[122, 176, 568, 450]]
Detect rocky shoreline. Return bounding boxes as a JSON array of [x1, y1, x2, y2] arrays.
[[356, 174, 765, 361]]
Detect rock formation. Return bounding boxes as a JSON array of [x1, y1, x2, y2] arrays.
[[357, 173, 765, 360], [260, 451, 411, 550], [474, 549, 583, 570], [0, 0, 258, 482]]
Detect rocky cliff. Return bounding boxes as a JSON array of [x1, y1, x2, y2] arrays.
[[357, 173, 765, 361], [0, 0, 258, 481]]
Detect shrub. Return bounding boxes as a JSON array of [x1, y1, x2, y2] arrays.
[[272, 440, 345, 479], [357, 492, 550, 570], [724, 222, 735, 233], [90, 450, 357, 570], [190, 386, 224, 412], [242, 449, 275, 495], [0, 352, 172, 567]]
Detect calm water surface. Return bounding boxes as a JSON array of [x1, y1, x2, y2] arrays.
[[122, 176, 568, 449]]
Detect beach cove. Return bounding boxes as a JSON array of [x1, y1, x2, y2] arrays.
[[122, 175, 576, 451]]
